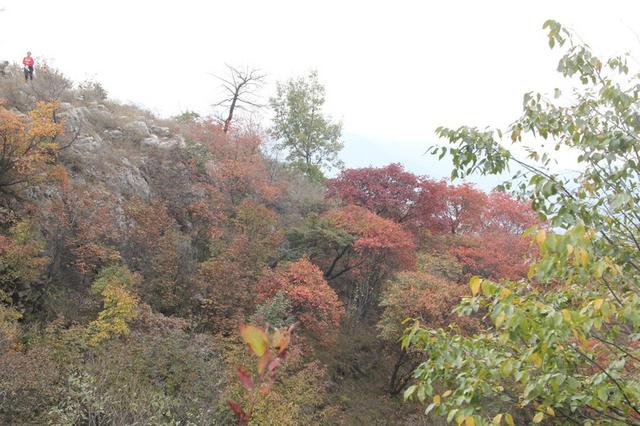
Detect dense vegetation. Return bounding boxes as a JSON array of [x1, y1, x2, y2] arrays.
[[406, 21, 640, 425], [0, 21, 637, 426]]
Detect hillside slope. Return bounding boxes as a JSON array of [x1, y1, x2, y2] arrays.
[[0, 65, 537, 425]]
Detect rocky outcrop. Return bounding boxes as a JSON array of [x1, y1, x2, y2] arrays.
[[0, 60, 9, 76], [56, 104, 189, 201]]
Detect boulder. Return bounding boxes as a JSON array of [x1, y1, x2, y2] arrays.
[[0, 60, 10, 76], [124, 120, 151, 141], [150, 125, 171, 138]]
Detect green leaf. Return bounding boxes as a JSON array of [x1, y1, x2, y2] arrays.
[[505, 413, 515, 426], [404, 384, 417, 400], [469, 276, 482, 296], [239, 325, 269, 357]]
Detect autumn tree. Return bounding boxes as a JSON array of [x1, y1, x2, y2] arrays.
[[199, 201, 283, 334], [185, 120, 281, 208], [46, 179, 121, 282], [327, 163, 452, 233], [483, 191, 538, 235], [0, 219, 49, 315], [212, 64, 266, 133], [448, 230, 533, 281], [142, 145, 225, 261], [270, 71, 343, 180], [123, 198, 191, 314], [435, 182, 487, 235], [444, 191, 539, 281], [287, 205, 415, 316], [405, 21, 640, 425], [327, 163, 423, 223], [0, 101, 63, 198], [256, 259, 344, 343], [86, 265, 140, 346]]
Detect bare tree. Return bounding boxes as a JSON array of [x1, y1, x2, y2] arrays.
[[212, 64, 266, 133]]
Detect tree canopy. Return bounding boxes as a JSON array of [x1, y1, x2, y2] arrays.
[[404, 20, 640, 425], [270, 71, 343, 180]]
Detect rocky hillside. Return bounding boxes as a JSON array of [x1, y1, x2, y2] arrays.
[[0, 64, 339, 425], [0, 64, 538, 425]]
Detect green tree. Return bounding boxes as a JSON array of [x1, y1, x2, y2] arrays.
[[270, 71, 343, 180], [404, 21, 640, 425]]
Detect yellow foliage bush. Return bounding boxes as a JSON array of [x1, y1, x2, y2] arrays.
[[0, 101, 63, 194], [86, 265, 140, 346]]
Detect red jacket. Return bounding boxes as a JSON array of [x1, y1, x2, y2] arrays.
[[23, 56, 34, 67]]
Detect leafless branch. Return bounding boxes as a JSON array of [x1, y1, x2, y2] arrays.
[[210, 64, 266, 133]]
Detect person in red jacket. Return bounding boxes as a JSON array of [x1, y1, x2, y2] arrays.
[[22, 51, 34, 81]]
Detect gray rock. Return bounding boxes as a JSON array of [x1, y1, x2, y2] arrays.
[[124, 120, 151, 140], [0, 60, 8, 77], [150, 125, 171, 138], [72, 134, 103, 153], [141, 134, 185, 149], [105, 129, 124, 141], [173, 134, 186, 148], [141, 134, 161, 147], [58, 106, 91, 133], [116, 158, 151, 198]]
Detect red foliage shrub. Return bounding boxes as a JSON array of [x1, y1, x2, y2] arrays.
[[257, 259, 344, 342], [185, 121, 282, 208], [448, 191, 539, 281], [327, 163, 422, 223], [324, 204, 416, 278]]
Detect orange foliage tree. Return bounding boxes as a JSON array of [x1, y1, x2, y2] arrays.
[[0, 101, 63, 197], [256, 259, 344, 343], [288, 205, 415, 316], [185, 120, 281, 209]]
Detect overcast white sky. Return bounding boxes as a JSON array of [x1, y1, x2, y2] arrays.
[[1, 1, 640, 187]]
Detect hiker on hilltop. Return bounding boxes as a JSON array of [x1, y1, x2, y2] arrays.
[[22, 51, 34, 81]]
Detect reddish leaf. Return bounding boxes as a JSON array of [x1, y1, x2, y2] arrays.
[[267, 356, 281, 372], [227, 400, 246, 419], [236, 367, 254, 390]]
